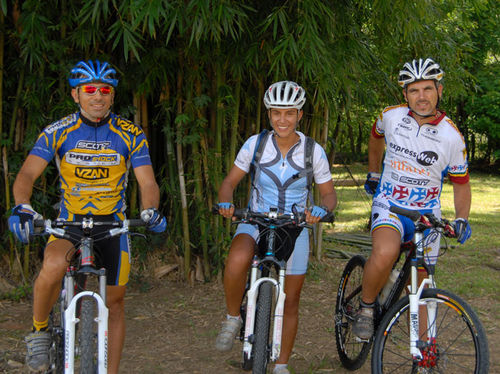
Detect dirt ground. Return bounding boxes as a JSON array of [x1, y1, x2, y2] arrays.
[[0, 257, 498, 374]]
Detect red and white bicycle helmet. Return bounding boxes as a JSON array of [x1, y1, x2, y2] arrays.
[[398, 58, 444, 88], [264, 81, 306, 110]]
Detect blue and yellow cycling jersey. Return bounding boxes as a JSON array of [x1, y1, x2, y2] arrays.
[[30, 112, 152, 215]]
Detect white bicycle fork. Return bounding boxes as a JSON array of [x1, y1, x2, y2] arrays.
[[63, 273, 108, 373], [243, 266, 286, 362], [408, 266, 436, 360]]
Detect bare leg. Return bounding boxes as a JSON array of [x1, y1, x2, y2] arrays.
[[361, 227, 401, 303], [33, 240, 74, 323], [223, 234, 255, 316], [276, 274, 306, 365], [106, 285, 126, 374]]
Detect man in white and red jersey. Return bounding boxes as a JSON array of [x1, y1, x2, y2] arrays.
[[352, 58, 472, 340]]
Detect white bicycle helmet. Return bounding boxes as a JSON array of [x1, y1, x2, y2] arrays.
[[263, 81, 306, 110], [398, 58, 444, 88]]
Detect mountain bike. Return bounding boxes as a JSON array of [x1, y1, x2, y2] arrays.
[[34, 215, 146, 374], [334, 205, 489, 373], [217, 205, 334, 374]]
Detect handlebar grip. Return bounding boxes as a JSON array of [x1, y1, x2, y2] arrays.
[[128, 219, 146, 227], [389, 205, 421, 221], [34, 219, 45, 228], [321, 211, 335, 223]]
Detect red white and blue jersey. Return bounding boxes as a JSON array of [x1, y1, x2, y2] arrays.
[[30, 112, 152, 216], [372, 104, 469, 209]]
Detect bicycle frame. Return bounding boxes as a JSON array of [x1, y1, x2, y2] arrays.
[[64, 241, 108, 372], [386, 208, 449, 360], [38, 217, 144, 374]]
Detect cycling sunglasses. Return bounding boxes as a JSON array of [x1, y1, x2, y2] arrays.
[[79, 85, 114, 96]]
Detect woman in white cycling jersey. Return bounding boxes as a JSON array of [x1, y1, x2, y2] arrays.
[[215, 81, 337, 374]]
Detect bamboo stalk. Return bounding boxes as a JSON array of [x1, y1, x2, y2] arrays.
[[176, 57, 191, 279]]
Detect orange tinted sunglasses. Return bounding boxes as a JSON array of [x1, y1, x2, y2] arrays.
[[80, 85, 114, 95]]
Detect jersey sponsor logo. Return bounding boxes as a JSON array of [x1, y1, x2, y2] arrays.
[[45, 114, 77, 134], [389, 142, 418, 158], [76, 140, 111, 150], [390, 160, 430, 176], [66, 152, 120, 166], [450, 164, 467, 172], [416, 151, 438, 166], [118, 120, 142, 136], [402, 117, 411, 124], [424, 127, 438, 136], [399, 176, 430, 186], [75, 167, 109, 180], [396, 123, 412, 131]]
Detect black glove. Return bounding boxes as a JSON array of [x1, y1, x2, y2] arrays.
[[364, 172, 381, 196]]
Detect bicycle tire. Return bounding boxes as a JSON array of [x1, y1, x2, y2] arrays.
[[372, 288, 490, 373], [252, 282, 273, 374], [79, 296, 97, 374], [334, 255, 371, 370], [46, 298, 64, 374]]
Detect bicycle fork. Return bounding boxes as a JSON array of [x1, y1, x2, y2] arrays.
[[408, 259, 437, 361], [63, 271, 108, 373], [243, 262, 286, 362]]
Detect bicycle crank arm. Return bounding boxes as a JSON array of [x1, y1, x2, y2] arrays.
[[64, 291, 108, 373]]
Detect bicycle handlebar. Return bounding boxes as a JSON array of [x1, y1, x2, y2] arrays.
[[389, 205, 456, 238], [34, 217, 147, 239], [212, 205, 334, 224]]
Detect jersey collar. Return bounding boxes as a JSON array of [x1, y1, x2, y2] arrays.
[[407, 109, 446, 125], [79, 112, 111, 128]]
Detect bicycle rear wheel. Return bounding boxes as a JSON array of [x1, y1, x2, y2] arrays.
[[372, 288, 490, 373], [252, 282, 273, 374], [334, 255, 371, 370], [78, 296, 97, 374]]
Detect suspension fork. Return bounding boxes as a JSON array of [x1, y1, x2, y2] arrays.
[[63, 288, 108, 373], [408, 230, 435, 360]]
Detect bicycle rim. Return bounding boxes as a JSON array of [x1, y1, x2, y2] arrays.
[[372, 288, 490, 374], [252, 282, 273, 374], [334, 255, 371, 370]]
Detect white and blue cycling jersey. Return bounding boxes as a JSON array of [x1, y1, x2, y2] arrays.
[[234, 130, 332, 213], [233, 130, 332, 275]]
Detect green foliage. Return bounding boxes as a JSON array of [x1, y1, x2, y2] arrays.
[[465, 61, 500, 161], [0, 284, 32, 301], [1, 0, 499, 282]]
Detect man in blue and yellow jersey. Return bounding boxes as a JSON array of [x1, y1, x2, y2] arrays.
[[8, 60, 166, 373]]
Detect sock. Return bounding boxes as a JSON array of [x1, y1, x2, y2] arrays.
[[274, 364, 288, 370], [226, 314, 242, 322], [360, 300, 375, 308], [32, 317, 49, 332]]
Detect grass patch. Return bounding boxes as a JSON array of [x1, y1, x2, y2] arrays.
[[328, 169, 500, 312]]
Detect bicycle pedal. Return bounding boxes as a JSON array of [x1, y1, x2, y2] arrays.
[[354, 336, 371, 343]]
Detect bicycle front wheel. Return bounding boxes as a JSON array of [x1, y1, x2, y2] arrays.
[[372, 288, 490, 373], [252, 282, 273, 374], [334, 255, 371, 370], [79, 296, 97, 374], [47, 296, 64, 374]]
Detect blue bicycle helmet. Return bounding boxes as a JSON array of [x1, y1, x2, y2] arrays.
[[68, 60, 118, 88]]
